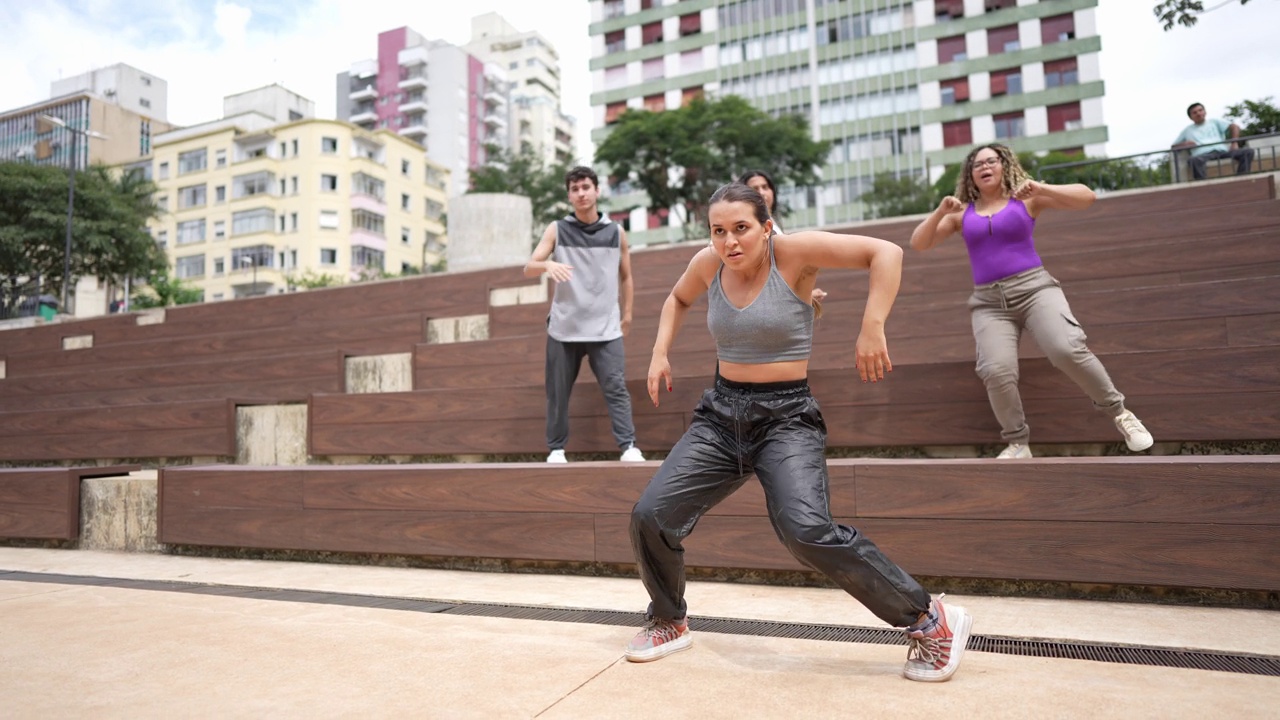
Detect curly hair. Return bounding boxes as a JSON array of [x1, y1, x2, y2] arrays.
[[954, 144, 1029, 203]]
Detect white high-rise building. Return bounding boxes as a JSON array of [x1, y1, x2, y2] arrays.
[[589, 0, 1106, 243], [337, 27, 510, 195], [465, 13, 577, 167], [51, 62, 168, 123]]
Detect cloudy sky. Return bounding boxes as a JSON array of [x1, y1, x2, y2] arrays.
[[1, 0, 1277, 165]]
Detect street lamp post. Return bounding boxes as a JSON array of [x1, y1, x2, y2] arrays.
[[38, 114, 105, 315]]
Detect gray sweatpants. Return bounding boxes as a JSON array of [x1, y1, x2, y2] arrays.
[[968, 266, 1125, 444], [546, 335, 637, 451]]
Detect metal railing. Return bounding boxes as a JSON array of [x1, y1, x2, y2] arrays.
[[1037, 130, 1280, 191]]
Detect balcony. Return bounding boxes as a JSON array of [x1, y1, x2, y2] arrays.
[[398, 45, 429, 68], [484, 111, 507, 128], [484, 87, 506, 105], [349, 83, 377, 102], [401, 124, 427, 141], [398, 73, 428, 91], [349, 110, 378, 126], [399, 98, 428, 114]]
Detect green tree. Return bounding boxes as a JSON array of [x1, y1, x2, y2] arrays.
[[130, 272, 202, 309], [1155, 0, 1252, 30], [0, 162, 165, 317], [1225, 96, 1280, 136], [468, 143, 573, 242], [861, 172, 937, 219], [594, 96, 829, 239], [287, 268, 344, 290]]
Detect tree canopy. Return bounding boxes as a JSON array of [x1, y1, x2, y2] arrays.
[[0, 162, 165, 317], [1154, 0, 1252, 30], [1225, 96, 1280, 136], [594, 96, 829, 239], [468, 143, 573, 243]]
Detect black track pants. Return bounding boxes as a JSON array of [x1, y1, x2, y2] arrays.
[[630, 376, 931, 627]]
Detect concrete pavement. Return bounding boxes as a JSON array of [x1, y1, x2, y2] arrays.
[[0, 548, 1275, 719]]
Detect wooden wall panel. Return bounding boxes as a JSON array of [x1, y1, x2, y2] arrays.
[[0, 470, 78, 539]]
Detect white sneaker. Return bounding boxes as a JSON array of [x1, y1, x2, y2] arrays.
[[1114, 410, 1153, 452], [996, 443, 1032, 459], [546, 449, 567, 463], [620, 446, 645, 462]]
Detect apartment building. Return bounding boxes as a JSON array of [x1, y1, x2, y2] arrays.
[[147, 87, 449, 302], [51, 62, 169, 123], [0, 91, 172, 171], [336, 26, 510, 194], [464, 12, 578, 166], [589, 0, 1105, 241]]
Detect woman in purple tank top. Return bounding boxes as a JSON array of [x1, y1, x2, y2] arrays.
[[909, 144, 1153, 459]]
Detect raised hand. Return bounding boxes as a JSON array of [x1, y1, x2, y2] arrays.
[[938, 195, 963, 214], [1013, 180, 1042, 200]]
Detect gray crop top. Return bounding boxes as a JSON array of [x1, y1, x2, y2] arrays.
[[706, 238, 814, 364]]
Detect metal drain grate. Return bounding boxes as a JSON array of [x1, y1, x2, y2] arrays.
[[4, 570, 1277, 677]]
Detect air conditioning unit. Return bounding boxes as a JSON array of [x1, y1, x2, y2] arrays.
[[104, 88, 117, 97]]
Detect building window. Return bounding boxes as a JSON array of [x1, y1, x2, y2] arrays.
[[401, 159, 411, 176], [176, 219, 206, 245], [993, 111, 1026, 139], [1041, 13, 1075, 44], [935, 0, 964, 21], [156, 230, 168, 248], [215, 149, 227, 168], [320, 248, 338, 265], [279, 142, 287, 158], [987, 24, 1020, 55], [351, 246, 385, 271], [155, 196, 168, 211], [178, 149, 207, 175], [139, 120, 151, 156], [642, 57, 665, 82], [353, 172, 385, 200], [942, 119, 972, 148], [321, 174, 338, 192], [401, 193, 411, 211], [232, 245, 273, 271], [233, 171, 274, 198], [401, 226, 411, 244], [985, 0, 1016, 11], [682, 86, 704, 107], [214, 220, 225, 239], [291, 176, 299, 194], [644, 94, 666, 113], [603, 0, 625, 19], [940, 78, 970, 105], [290, 212, 299, 232], [139, 98, 151, 109], [158, 162, 169, 180], [425, 199, 444, 221], [990, 68, 1023, 96], [232, 208, 274, 236], [178, 184, 207, 209], [679, 12, 701, 36], [215, 185, 226, 203], [175, 254, 205, 279], [642, 21, 663, 45], [605, 30, 625, 54], [279, 178, 287, 196], [321, 137, 338, 154], [1047, 102, 1084, 133], [352, 209, 385, 236], [937, 35, 967, 63], [214, 257, 225, 275], [609, 211, 631, 232], [1044, 58, 1079, 87], [291, 139, 298, 156], [606, 101, 628, 125]]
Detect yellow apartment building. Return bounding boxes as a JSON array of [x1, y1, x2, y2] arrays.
[[148, 118, 449, 301]]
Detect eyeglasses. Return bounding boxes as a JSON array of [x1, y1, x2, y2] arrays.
[[973, 157, 1002, 168]]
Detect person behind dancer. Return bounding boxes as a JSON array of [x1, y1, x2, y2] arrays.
[[909, 144, 1153, 459], [624, 182, 973, 683], [738, 169, 828, 303], [524, 166, 645, 463]]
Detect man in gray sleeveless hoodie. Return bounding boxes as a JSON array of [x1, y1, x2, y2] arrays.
[[524, 166, 644, 463]]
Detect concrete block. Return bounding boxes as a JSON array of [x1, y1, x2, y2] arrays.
[[345, 354, 412, 394], [0, 359, 5, 379], [236, 405, 308, 466], [136, 309, 166, 325], [426, 315, 489, 344], [446, 194, 533, 273], [489, 277, 548, 307], [80, 470, 161, 553], [62, 334, 93, 350]]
